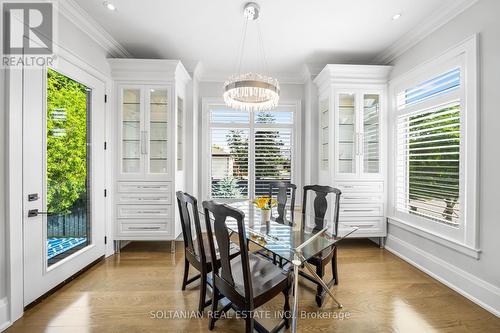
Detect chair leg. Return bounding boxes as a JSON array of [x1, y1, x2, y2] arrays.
[[283, 287, 291, 328], [332, 247, 339, 285], [181, 258, 189, 290], [198, 273, 207, 315], [245, 315, 254, 333], [315, 264, 325, 307], [208, 287, 219, 330]]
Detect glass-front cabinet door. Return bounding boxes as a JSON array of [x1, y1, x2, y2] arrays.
[[337, 93, 357, 175], [148, 88, 169, 174], [121, 88, 142, 174], [319, 98, 329, 172], [362, 94, 380, 174], [120, 86, 170, 178]]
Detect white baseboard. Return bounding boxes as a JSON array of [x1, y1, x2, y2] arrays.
[[0, 297, 10, 332], [385, 234, 500, 318]]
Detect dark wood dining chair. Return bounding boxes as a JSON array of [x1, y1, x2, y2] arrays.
[[300, 185, 342, 307], [202, 200, 293, 333], [268, 181, 297, 225], [260, 182, 297, 267], [176, 191, 239, 314]]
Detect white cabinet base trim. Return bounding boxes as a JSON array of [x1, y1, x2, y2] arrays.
[[385, 234, 500, 318]]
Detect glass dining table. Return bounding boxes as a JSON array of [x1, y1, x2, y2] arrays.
[[199, 200, 358, 333]]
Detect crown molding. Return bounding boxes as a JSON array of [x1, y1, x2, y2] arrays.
[[58, 0, 132, 58], [108, 58, 191, 84], [373, 0, 479, 65], [314, 64, 392, 88], [198, 69, 306, 85]]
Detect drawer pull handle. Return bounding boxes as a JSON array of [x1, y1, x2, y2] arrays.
[[124, 198, 165, 201], [135, 210, 163, 214], [342, 209, 376, 212], [127, 226, 161, 230], [352, 224, 375, 228]]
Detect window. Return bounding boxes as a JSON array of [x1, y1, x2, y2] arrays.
[[396, 68, 461, 226], [204, 102, 297, 200], [396, 100, 461, 225], [391, 36, 478, 249]]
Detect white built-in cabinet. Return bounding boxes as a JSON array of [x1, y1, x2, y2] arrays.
[[314, 65, 392, 241], [109, 59, 190, 243]]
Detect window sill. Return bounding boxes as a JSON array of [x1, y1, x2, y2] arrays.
[[387, 216, 481, 259]]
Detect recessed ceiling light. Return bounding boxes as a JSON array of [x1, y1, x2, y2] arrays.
[[392, 13, 402, 20], [103, 1, 116, 11]]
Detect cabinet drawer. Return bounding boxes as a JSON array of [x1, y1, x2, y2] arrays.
[[335, 181, 383, 193], [119, 222, 173, 235], [117, 204, 173, 219], [117, 181, 171, 193], [117, 193, 172, 205], [341, 193, 383, 204], [339, 203, 383, 217], [338, 217, 385, 236]]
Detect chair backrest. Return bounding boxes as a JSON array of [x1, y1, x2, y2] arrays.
[[268, 182, 297, 225], [202, 200, 253, 303], [301, 185, 342, 235], [176, 191, 206, 263]]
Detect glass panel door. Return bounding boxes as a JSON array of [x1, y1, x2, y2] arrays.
[[122, 88, 141, 173], [338, 93, 356, 174], [363, 94, 380, 174], [149, 88, 169, 173], [46, 69, 91, 266]]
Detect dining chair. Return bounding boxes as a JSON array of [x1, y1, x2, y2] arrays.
[[300, 185, 342, 307], [176, 191, 239, 314], [202, 200, 293, 333], [268, 181, 297, 225], [262, 182, 297, 267]]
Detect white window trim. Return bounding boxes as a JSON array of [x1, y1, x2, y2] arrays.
[[388, 35, 479, 255], [201, 97, 301, 202]]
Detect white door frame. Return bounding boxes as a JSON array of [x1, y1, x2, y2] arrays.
[[5, 48, 114, 324]]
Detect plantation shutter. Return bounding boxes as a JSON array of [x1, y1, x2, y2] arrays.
[[395, 68, 462, 226], [254, 128, 292, 196], [208, 107, 295, 200]]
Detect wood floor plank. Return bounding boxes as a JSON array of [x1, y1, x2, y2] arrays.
[[6, 239, 500, 333]]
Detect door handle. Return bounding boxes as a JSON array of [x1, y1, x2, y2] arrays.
[[28, 193, 39, 201], [28, 209, 49, 217]]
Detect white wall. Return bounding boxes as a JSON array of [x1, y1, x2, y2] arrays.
[[303, 75, 319, 186], [57, 15, 112, 76], [386, 0, 500, 316], [196, 81, 305, 200], [1, 65, 6, 302]]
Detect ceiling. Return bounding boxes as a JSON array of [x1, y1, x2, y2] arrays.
[[75, 0, 463, 79]]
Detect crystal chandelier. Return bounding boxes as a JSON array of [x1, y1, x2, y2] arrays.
[[223, 2, 280, 111]]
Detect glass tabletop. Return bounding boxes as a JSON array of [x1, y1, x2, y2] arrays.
[[199, 200, 357, 263]]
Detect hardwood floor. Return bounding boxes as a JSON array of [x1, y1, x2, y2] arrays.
[[6, 239, 500, 333]]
